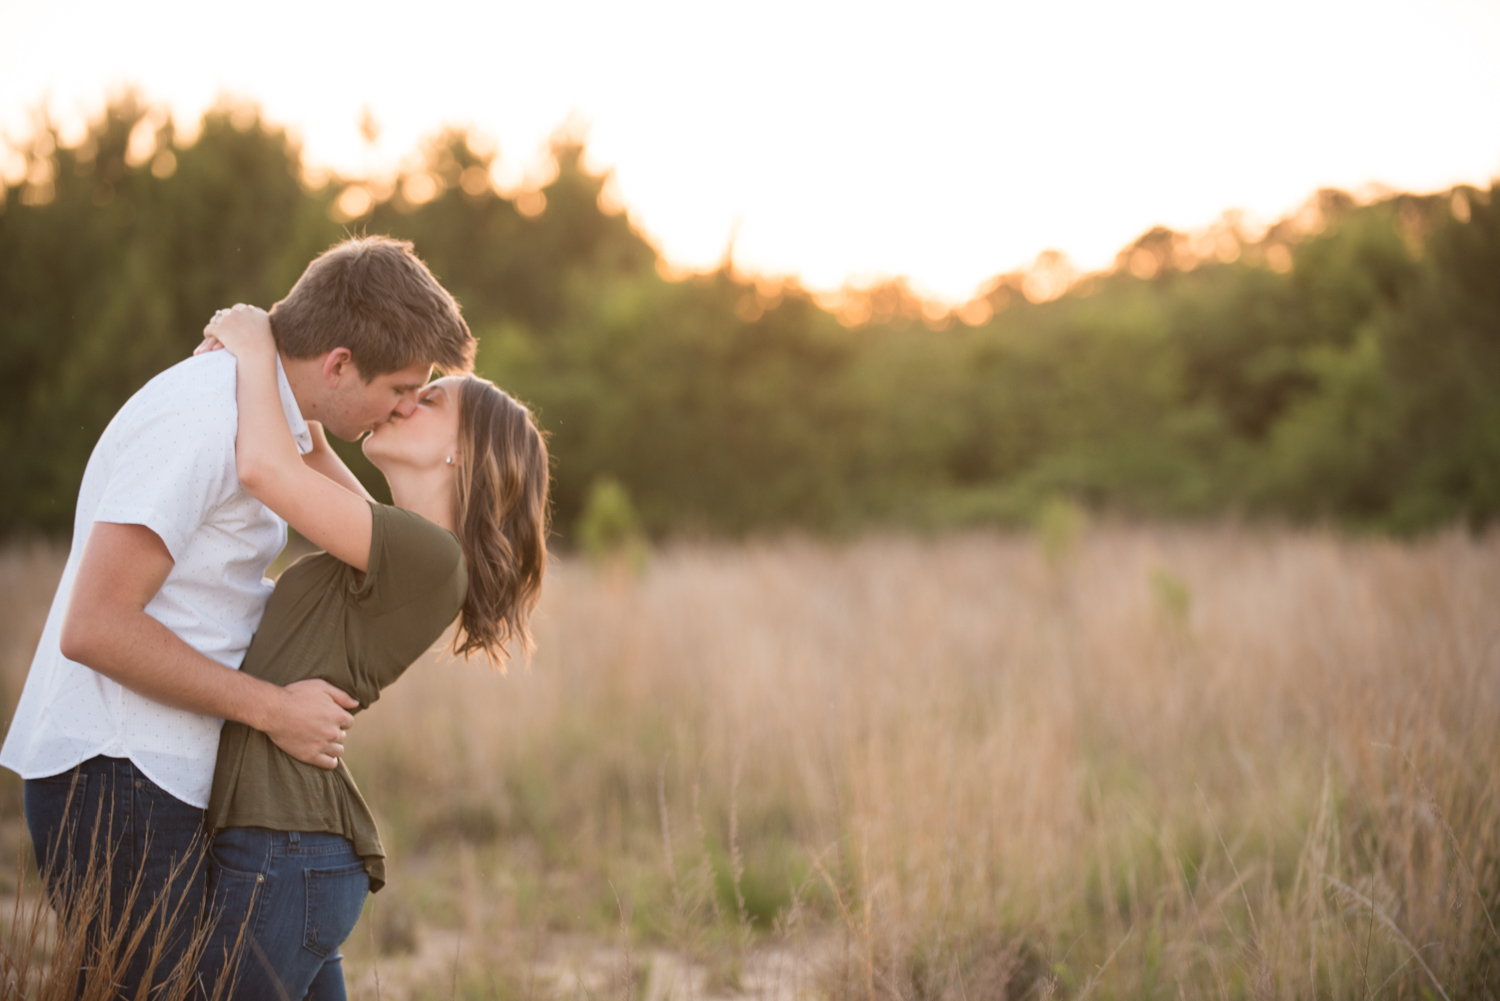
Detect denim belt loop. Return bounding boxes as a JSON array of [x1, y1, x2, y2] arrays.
[[288, 830, 301, 848]]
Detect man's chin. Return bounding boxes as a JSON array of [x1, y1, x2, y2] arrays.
[[324, 424, 369, 443]]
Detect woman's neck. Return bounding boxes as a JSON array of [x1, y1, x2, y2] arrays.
[[388, 472, 457, 534]]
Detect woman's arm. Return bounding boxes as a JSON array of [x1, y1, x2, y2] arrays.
[[200, 305, 373, 570], [301, 421, 377, 503]]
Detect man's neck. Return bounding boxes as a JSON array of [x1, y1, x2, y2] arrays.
[[278, 351, 322, 421]]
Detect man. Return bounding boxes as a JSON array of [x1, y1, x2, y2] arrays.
[[0, 235, 475, 993]]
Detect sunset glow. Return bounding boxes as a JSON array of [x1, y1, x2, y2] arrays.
[[3, 0, 1498, 301]]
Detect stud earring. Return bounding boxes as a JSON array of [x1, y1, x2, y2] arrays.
[[445, 456, 453, 465]]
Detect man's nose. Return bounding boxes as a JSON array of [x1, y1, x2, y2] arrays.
[[392, 395, 419, 419]]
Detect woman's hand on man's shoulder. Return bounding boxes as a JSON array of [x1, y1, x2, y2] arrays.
[[198, 304, 276, 360]]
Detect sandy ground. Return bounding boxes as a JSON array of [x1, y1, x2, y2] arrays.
[[347, 930, 827, 1001]]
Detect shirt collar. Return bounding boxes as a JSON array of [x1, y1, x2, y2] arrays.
[[275, 355, 313, 455]]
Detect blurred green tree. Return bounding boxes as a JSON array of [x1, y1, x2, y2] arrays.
[[3, 95, 1497, 539], [0, 96, 337, 531]]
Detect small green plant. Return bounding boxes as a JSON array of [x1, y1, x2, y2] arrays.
[[576, 476, 647, 571], [1036, 496, 1087, 567], [1150, 567, 1192, 623]]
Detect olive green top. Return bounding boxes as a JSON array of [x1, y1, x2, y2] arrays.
[[206, 502, 467, 891]]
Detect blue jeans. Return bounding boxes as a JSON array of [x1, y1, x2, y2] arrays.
[[24, 755, 208, 999], [200, 828, 369, 1001]]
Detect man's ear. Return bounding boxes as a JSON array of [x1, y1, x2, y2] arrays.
[[320, 348, 354, 387]]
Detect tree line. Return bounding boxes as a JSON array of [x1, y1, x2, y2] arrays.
[[3, 96, 1497, 540]]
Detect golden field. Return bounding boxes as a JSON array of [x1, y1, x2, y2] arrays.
[[1, 523, 1497, 999]]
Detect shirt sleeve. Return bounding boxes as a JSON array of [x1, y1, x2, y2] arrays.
[[358, 504, 465, 612], [92, 389, 237, 563]]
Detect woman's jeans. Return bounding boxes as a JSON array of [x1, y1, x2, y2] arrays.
[[201, 828, 369, 1001], [25, 755, 207, 999]]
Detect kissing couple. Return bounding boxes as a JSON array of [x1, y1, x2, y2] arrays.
[[2, 236, 550, 998]]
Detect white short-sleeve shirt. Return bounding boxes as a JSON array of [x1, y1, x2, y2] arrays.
[[0, 350, 312, 808]]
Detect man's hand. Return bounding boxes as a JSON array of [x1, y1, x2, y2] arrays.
[[264, 680, 359, 771], [61, 521, 361, 772]]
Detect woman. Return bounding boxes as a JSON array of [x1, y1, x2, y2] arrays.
[[194, 304, 548, 999]]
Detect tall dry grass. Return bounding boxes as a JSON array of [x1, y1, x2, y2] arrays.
[[344, 524, 1499, 999], [0, 548, 249, 1000], [0, 542, 67, 900], [0, 813, 237, 1000], [2, 526, 1497, 999]]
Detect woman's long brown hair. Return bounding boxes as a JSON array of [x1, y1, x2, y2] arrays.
[[450, 376, 549, 667]]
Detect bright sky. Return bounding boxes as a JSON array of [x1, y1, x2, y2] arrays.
[[3, 0, 1498, 302]]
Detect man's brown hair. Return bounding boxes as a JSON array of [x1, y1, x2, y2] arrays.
[[269, 236, 476, 378]]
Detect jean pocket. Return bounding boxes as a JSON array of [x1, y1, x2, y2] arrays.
[[210, 832, 269, 881], [28, 769, 90, 817], [207, 864, 267, 949], [302, 862, 368, 959], [31, 768, 88, 788]]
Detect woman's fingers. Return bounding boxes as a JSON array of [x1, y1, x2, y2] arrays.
[[203, 304, 274, 358], [199, 306, 236, 350], [204, 306, 236, 332], [202, 304, 268, 338]]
